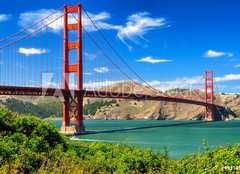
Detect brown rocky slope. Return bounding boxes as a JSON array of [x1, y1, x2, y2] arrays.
[[84, 82, 238, 120]]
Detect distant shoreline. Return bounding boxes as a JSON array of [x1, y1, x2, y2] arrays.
[[43, 117, 62, 121], [42, 116, 240, 121]]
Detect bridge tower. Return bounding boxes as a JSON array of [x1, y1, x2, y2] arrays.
[[61, 4, 85, 135], [204, 70, 214, 120]]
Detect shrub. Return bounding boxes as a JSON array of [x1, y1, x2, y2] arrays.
[[0, 107, 67, 173]]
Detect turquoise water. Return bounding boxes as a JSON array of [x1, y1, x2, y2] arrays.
[[52, 120, 240, 158]]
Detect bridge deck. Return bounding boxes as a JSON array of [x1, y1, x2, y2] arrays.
[[0, 86, 223, 108]]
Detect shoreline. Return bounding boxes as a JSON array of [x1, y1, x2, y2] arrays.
[[43, 117, 62, 121], [42, 117, 240, 121]]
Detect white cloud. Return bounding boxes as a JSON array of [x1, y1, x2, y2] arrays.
[[136, 56, 171, 63], [234, 64, 240, 67], [117, 12, 168, 50], [18, 9, 167, 50], [145, 76, 203, 91], [146, 73, 240, 92], [83, 80, 122, 89], [84, 72, 93, 75], [85, 11, 168, 49], [0, 14, 11, 22], [18, 9, 118, 33], [84, 53, 97, 60], [18, 9, 63, 33], [83, 12, 121, 32], [94, 67, 109, 73], [42, 82, 59, 88], [215, 74, 240, 82], [205, 50, 233, 58], [19, 47, 47, 56], [228, 53, 233, 57], [146, 80, 161, 86]]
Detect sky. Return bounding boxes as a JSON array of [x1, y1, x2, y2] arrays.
[[0, 0, 240, 93]]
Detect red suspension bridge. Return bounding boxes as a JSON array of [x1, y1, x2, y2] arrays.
[[0, 3, 225, 134]]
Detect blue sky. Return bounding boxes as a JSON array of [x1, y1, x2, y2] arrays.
[[0, 0, 240, 93]]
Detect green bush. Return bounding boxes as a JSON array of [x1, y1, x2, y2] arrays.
[[0, 107, 67, 173], [4, 98, 62, 118]]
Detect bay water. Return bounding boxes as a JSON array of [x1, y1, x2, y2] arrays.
[[52, 120, 240, 158]]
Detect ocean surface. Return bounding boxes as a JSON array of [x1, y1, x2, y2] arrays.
[[52, 120, 240, 159]]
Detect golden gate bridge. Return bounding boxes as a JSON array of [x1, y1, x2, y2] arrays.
[[0, 3, 225, 135]]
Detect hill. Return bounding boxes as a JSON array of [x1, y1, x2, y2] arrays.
[[84, 82, 238, 120]]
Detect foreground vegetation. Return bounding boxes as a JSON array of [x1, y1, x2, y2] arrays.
[[0, 107, 240, 173], [3, 98, 62, 118]]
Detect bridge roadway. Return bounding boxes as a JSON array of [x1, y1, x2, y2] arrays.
[[0, 86, 224, 108]]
